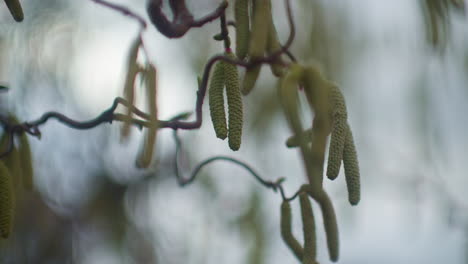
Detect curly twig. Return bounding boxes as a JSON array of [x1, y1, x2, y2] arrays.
[[90, 0, 147, 28]]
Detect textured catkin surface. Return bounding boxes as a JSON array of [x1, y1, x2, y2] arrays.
[[280, 201, 303, 261], [234, 0, 250, 60], [0, 162, 13, 238], [343, 123, 360, 205], [329, 85, 347, 119], [299, 194, 317, 262], [224, 53, 243, 151], [209, 60, 228, 139], [326, 118, 347, 180], [0, 134, 22, 189]]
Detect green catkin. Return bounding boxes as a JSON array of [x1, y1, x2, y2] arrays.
[[266, 5, 285, 77], [280, 201, 303, 261], [326, 85, 348, 180], [299, 193, 317, 263], [0, 161, 13, 238], [234, 0, 250, 60], [315, 190, 339, 262], [136, 64, 158, 169], [241, 0, 271, 95], [225, 52, 243, 151], [302, 66, 331, 186], [0, 134, 22, 189], [326, 119, 346, 180], [209, 60, 228, 139], [121, 36, 142, 141], [241, 66, 261, 96], [18, 132, 33, 191], [4, 0, 24, 22], [279, 64, 320, 187], [286, 128, 314, 148], [342, 123, 360, 205]]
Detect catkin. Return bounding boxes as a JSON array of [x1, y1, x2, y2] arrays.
[[0, 161, 13, 238], [241, 0, 271, 95], [209, 59, 228, 139], [286, 128, 314, 148], [0, 134, 22, 189], [121, 36, 142, 141], [234, 0, 250, 60], [343, 123, 360, 206], [225, 52, 243, 151], [241, 66, 261, 96], [4, 0, 24, 22], [18, 132, 33, 191], [315, 190, 339, 262], [326, 118, 346, 180], [266, 5, 285, 77], [329, 84, 347, 120], [299, 193, 317, 263], [136, 64, 158, 169], [280, 201, 303, 261]]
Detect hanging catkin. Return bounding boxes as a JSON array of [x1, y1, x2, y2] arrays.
[[18, 132, 33, 191], [121, 36, 142, 141], [0, 133, 22, 189], [0, 161, 13, 238], [265, 2, 285, 77], [225, 52, 243, 151], [315, 190, 339, 262], [209, 59, 228, 139], [241, 0, 271, 95], [234, 0, 250, 60], [136, 64, 158, 168], [343, 123, 360, 205], [4, 0, 24, 22], [280, 201, 303, 261], [299, 193, 317, 263]]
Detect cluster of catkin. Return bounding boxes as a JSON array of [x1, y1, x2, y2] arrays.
[[208, 0, 287, 151], [0, 116, 34, 239], [118, 37, 159, 169], [208, 1, 360, 262]]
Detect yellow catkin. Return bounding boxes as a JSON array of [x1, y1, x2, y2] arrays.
[[299, 193, 317, 263], [234, 0, 250, 60], [18, 132, 33, 191], [326, 118, 346, 180], [280, 201, 303, 261], [0, 161, 13, 238], [136, 64, 158, 169], [241, 0, 271, 95], [121, 36, 142, 141], [209, 59, 228, 139], [4, 0, 24, 22], [225, 52, 243, 151], [343, 123, 360, 206]]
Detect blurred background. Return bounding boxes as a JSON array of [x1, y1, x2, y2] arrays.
[[0, 0, 467, 263]]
